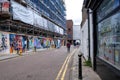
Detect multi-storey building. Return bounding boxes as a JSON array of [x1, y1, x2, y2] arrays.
[[0, 0, 66, 54]]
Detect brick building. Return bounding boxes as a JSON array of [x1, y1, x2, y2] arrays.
[[66, 20, 73, 44]]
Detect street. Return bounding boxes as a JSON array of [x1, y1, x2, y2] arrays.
[[0, 46, 75, 80]]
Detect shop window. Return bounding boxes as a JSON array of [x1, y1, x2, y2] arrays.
[[97, 11, 120, 69]]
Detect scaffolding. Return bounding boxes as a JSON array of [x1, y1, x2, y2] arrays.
[[0, 0, 66, 38]]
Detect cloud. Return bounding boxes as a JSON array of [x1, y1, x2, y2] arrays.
[[65, 0, 83, 25]]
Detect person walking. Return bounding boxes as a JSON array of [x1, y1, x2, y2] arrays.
[[66, 41, 71, 53]]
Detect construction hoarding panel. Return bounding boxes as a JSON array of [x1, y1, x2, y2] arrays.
[[0, 32, 9, 54]]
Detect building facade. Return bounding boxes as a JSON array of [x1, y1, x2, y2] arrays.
[[80, 3, 90, 61], [83, 0, 120, 79], [66, 20, 73, 44], [73, 25, 80, 40], [0, 0, 66, 54]]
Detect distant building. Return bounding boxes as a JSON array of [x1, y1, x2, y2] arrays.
[[73, 25, 81, 45], [73, 25, 80, 40], [66, 20, 73, 44]]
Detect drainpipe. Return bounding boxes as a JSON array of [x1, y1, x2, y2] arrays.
[[87, 9, 91, 61], [92, 10, 97, 71]]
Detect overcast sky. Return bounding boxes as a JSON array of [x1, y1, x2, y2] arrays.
[[65, 0, 84, 25]]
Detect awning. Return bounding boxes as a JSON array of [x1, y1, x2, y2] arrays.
[[84, 0, 103, 10]]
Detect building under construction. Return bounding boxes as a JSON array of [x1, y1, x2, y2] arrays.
[[0, 0, 66, 54]]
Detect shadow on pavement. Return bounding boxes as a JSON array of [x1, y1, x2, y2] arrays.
[[96, 59, 120, 80]]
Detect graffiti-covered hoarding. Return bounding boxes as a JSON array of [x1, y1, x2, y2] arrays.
[[34, 37, 42, 49], [0, 32, 9, 54], [10, 34, 23, 54], [28, 36, 34, 50]]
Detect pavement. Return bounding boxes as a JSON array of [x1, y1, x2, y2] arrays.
[[71, 47, 102, 80], [0, 46, 102, 80], [0, 48, 47, 61]]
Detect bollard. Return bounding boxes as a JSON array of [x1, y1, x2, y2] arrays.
[[78, 54, 82, 80]]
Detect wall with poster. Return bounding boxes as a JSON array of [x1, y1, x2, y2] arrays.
[[97, 11, 120, 69], [0, 32, 9, 54]]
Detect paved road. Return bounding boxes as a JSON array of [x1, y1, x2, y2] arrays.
[[0, 46, 75, 80]]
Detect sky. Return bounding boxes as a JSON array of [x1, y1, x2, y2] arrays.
[[65, 0, 84, 25]]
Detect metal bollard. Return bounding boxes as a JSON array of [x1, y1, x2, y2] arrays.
[[78, 54, 82, 80]]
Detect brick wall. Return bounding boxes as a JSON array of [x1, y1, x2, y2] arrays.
[[66, 20, 73, 40]]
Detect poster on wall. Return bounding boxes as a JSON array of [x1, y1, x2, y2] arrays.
[[0, 32, 9, 54], [10, 34, 23, 54]]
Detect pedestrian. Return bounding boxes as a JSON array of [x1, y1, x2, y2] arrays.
[[66, 41, 71, 53]]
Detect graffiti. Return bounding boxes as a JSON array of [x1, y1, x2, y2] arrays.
[[28, 36, 33, 50], [10, 34, 23, 54], [0, 33, 9, 54]]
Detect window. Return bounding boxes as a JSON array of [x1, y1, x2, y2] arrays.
[[97, 11, 120, 69]]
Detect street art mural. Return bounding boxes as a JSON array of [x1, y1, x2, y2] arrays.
[[22, 36, 27, 52], [10, 34, 23, 54], [28, 36, 34, 50], [0, 32, 9, 54], [34, 38, 41, 49]]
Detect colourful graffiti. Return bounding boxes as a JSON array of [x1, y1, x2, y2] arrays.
[[0, 32, 9, 54], [28, 36, 33, 50], [10, 34, 23, 54]]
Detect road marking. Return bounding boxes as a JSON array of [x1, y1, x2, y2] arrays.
[[55, 52, 70, 80], [55, 49, 77, 80], [61, 49, 76, 80]]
